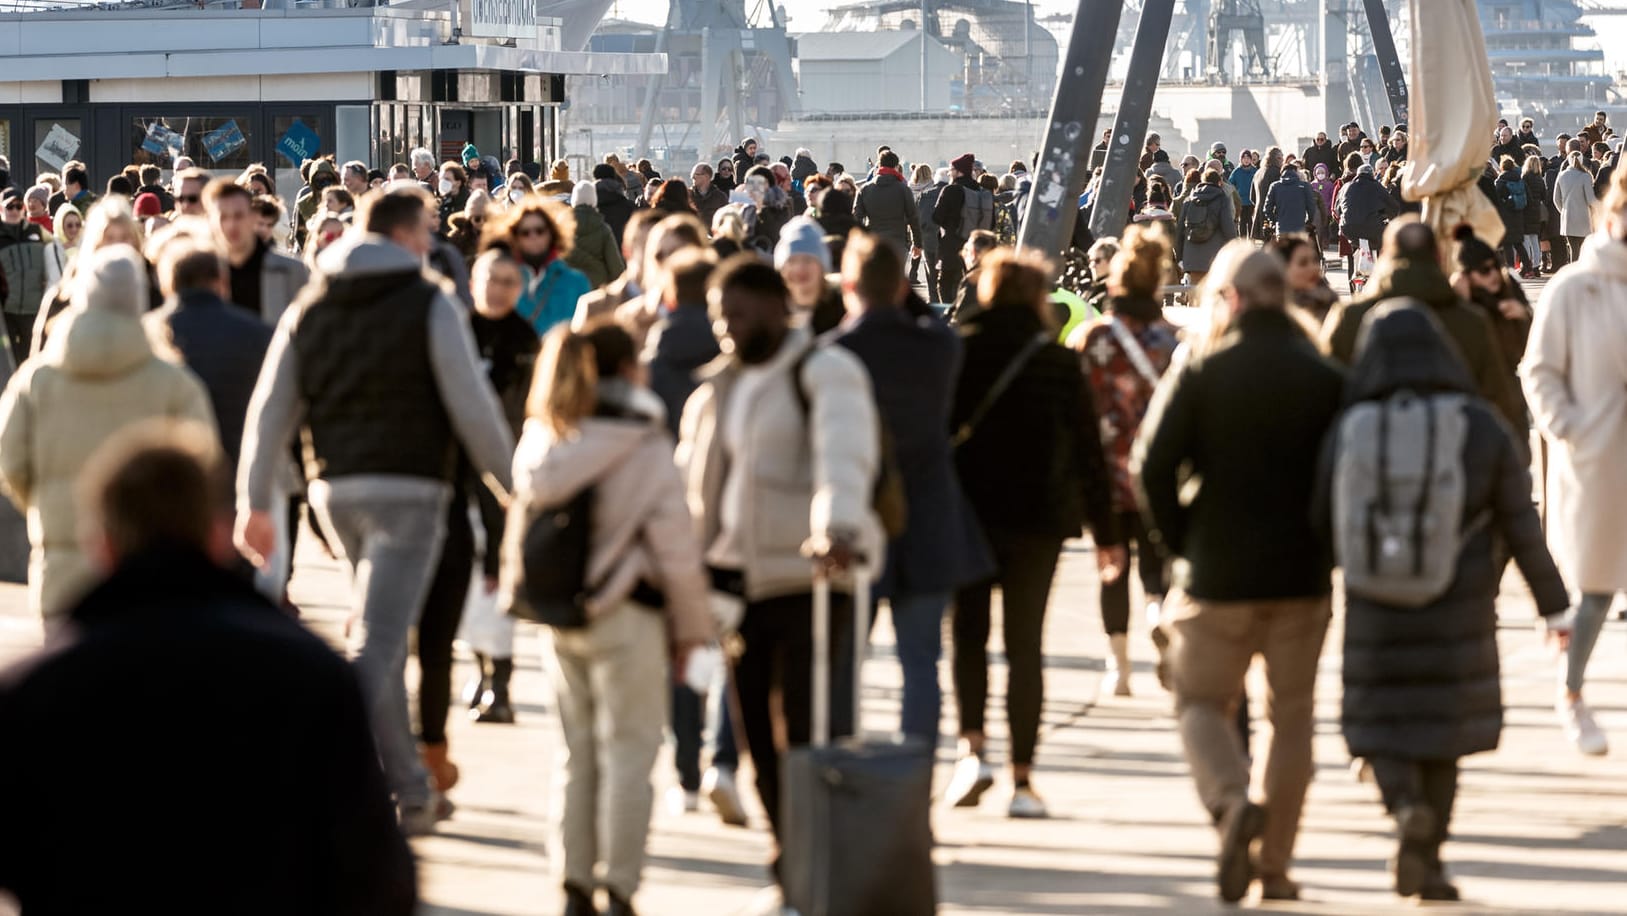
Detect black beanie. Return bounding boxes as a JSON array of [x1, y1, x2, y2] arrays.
[[592, 163, 618, 181], [1453, 224, 1498, 270]]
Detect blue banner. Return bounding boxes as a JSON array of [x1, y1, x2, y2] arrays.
[[202, 120, 246, 163], [141, 123, 184, 160], [276, 120, 321, 166]]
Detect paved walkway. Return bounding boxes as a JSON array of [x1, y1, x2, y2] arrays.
[[2, 533, 1624, 915]]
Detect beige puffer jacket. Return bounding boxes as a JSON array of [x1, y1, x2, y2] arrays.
[[0, 296, 215, 619], [500, 382, 712, 645]]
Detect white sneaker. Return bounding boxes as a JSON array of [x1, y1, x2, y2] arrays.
[[1008, 786, 1050, 819], [943, 754, 995, 808], [1106, 633, 1132, 697], [665, 786, 700, 815], [702, 766, 748, 827], [1560, 696, 1610, 756]]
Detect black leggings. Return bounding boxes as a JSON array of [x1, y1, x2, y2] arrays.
[[416, 493, 474, 746], [1369, 756, 1459, 849], [952, 529, 1064, 767], [1100, 510, 1167, 635]]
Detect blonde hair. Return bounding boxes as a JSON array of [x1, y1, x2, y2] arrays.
[[527, 325, 598, 437], [711, 205, 746, 242], [1193, 240, 1287, 355], [977, 248, 1054, 323], [1108, 223, 1172, 299]]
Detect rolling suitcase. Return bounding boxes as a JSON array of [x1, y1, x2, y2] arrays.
[[781, 567, 937, 916]]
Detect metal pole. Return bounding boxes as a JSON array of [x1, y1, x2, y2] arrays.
[[1025, 0, 1033, 112], [1322, 0, 1354, 136], [921, 0, 929, 112], [1016, 1, 1126, 262], [1090, 0, 1177, 239], [1362, 0, 1408, 125]]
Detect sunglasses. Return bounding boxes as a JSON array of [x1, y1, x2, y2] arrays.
[[177, 194, 201, 204], [1472, 263, 1500, 276], [516, 226, 550, 238], [2, 203, 21, 211]]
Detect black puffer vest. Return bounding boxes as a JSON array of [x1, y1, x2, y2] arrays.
[[292, 269, 455, 482]]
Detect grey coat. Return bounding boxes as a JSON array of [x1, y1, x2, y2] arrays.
[[1174, 183, 1238, 274], [855, 173, 922, 257], [1552, 166, 1597, 237], [1315, 304, 1568, 761]]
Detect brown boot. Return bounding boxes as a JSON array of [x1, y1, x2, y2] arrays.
[[421, 742, 460, 793]]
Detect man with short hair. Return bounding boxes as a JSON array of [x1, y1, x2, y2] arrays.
[[342, 160, 370, 197], [0, 422, 417, 914], [148, 240, 275, 476], [136, 165, 175, 213], [855, 150, 922, 261], [1302, 132, 1339, 177], [1491, 126, 1525, 166], [203, 179, 308, 326], [690, 162, 729, 228], [1135, 249, 1345, 904], [1337, 122, 1367, 163], [677, 253, 882, 889], [62, 166, 97, 216], [0, 189, 57, 365], [238, 186, 515, 834], [174, 168, 209, 218]]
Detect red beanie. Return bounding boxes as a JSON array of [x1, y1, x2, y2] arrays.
[[952, 153, 976, 177], [133, 192, 162, 218]]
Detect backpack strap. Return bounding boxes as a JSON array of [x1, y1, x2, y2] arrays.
[[1412, 396, 1437, 576], [953, 332, 1049, 448], [1107, 316, 1162, 388]]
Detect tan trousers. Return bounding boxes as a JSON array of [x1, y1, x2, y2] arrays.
[[1166, 590, 1332, 879], [548, 603, 669, 899]]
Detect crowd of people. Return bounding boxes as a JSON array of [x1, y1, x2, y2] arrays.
[[0, 107, 1620, 914]]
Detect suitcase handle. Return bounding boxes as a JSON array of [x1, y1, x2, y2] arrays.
[[811, 564, 870, 749]]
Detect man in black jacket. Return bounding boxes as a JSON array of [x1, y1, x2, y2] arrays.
[[855, 150, 922, 260], [0, 423, 416, 915], [1301, 132, 1340, 178], [149, 240, 274, 475], [933, 152, 981, 305], [1133, 248, 1344, 905]]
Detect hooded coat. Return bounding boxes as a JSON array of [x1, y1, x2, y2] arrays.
[[1265, 170, 1320, 235], [1336, 172, 1400, 244], [566, 198, 625, 291], [594, 178, 637, 247], [1521, 233, 1627, 592], [0, 247, 216, 619], [1174, 182, 1238, 274], [1552, 164, 1597, 238], [1316, 304, 1568, 761]]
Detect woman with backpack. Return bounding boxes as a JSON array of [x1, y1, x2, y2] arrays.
[[1070, 225, 1178, 697], [1174, 168, 1238, 291], [944, 249, 1123, 819], [502, 321, 714, 916], [1493, 156, 1528, 272], [1315, 302, 1570, 902]]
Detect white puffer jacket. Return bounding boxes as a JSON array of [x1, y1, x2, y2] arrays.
[[677, 327, 885, 601]]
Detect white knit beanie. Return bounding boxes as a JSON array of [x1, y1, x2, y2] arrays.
[[571, 180, 598, 208], [72, 244, 148, 318]]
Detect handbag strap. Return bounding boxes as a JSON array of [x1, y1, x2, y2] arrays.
[[954, 332, 1049, 448], [1107, 316, 1162, 389]]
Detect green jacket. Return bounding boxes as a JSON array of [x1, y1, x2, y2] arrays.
[[565, 204, 625, 290], [1321, 257, 1525, 433]]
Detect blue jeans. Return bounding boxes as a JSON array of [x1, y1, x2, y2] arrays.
[[892, 590, 952, 743], [312, 477, 451, 808], [671, 676, 738, 791]]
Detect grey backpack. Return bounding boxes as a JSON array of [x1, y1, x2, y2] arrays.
[[1333, 392, 1488, 607], [961, 186, 994, 233]]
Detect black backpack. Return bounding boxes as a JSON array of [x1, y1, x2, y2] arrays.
[[1184, 193, 1221, 244], [514, 487, 595, 629]]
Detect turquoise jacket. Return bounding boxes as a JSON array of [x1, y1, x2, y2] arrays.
[[517, 259, 591, 338]]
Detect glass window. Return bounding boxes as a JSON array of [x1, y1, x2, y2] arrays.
[[129, 115, 254, 171], [269, 114, 323, 205], [34, 118, 83, 176]]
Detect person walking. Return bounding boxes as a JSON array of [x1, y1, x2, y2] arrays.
[[1175, 169, 1239, 290], [204, 179, 309, 326], [944, 249, 1123, 819], [1519, 156, 1549, 279], [564, 181, 626, 290], [1133, 243, 1345, 903], [505, 322, 713, 916], [1317, 303, 1570, 902], [934, 153, 986, 301], [833, 231, 992, 743], [0, 190, 58, 366], [1250, 147, 1284, 240], [0, 422, 416, 915], [675, 254, 883, 891], [1552, 151, 1596, 263], [1264, 163, 1321, 238], [1334, 164, 1399, 288], [1070, 226, 1179, 697], [490, 196, 591, 339], [0, 245, 215, 630], [854, 150, 923, 261], [1521, 168, 1627, 757], [237, 187, 516, 834]]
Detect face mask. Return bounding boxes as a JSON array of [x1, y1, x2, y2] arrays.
[[438, 178, 454, 196], [510, 188, 525, 204]]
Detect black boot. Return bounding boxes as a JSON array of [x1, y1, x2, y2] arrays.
[[1392, 804, 1436, 898], [563, 882, 597, 916], [474, 656, 516, 724], [462, 652, 489, 710], [606, 892, 637, 916], [1419, 843, 1460, 901]]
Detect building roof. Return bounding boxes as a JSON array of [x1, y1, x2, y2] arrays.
[[794, 29, 930, 61]]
